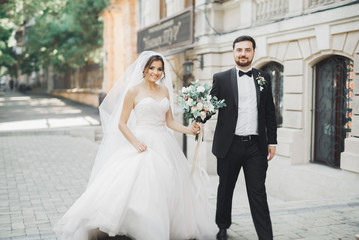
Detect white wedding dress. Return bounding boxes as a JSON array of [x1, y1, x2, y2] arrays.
[[54, 97, 217, 240]]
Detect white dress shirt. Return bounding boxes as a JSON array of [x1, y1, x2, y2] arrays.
[[235, 67, 258, 136]]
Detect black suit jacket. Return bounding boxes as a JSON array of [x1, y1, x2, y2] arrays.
[[210, 67, 277, 159]]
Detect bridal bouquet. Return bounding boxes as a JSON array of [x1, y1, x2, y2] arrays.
[[178, 80, 226, 140], [178, 80, 226, 175]]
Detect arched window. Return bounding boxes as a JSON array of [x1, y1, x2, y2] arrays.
[[260, 62, 283, 127]]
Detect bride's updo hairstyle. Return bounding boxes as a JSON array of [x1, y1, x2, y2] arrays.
[[142, 55, 165, 81]]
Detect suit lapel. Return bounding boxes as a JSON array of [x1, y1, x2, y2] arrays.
[[230, 67, 238, 107], [252, 68, 261, 108]]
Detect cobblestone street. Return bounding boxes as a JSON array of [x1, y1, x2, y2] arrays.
[[1, 91, 359, 240]]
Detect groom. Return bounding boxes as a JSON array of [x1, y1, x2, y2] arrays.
[[210, 35, 277, 240]]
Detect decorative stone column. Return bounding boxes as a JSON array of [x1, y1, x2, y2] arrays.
[[281, 41, 305, 165]]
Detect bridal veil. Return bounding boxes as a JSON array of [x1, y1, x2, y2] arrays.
[[88, 51, 174, 185]]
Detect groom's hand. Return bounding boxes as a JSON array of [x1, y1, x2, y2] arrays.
[[267, 146, 276, 161]]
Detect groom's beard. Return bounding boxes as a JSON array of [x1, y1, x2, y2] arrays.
[[235, 57, 253, 67]]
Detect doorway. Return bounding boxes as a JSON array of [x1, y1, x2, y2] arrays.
[[313, 55, 353, 167]]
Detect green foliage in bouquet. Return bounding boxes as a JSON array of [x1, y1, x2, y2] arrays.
[[178, 80, 226, 124]]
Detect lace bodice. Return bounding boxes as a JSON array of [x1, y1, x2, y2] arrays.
[[134, 97, 169, 126]]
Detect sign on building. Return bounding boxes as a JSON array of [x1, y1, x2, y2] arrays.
[[137, 8, 193, 53]]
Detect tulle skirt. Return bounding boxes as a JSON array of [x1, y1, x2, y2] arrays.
[[53, 125, 217, 240]]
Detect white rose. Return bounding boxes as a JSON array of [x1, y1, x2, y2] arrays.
[[200, 111, 206, 120], [196, 102, 203, 111], [207, 94, 212, 100], [185, 98, 193, 106], [181, 87, 188, 93], [197, 86, 205, 93], [191, 106, 197, 113], [208, 104, 215, 112]]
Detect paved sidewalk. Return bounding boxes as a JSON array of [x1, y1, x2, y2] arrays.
[[208, 161, 359, 240], [1, 91, 359, 240], [0, 135, 98, 240], [0, 91, 100, 132], [1, 134, 359, 240]]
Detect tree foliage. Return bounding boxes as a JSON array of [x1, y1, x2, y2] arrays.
[[0, 3, 17, 76], [0, 23, 17, 71], [0, 0, 110, 75]]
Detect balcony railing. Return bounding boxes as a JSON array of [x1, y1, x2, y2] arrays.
[[255, 0, 352, 23], [307, 0, 336, 8], [304, 0, 355, 14], [256, 0, 288, 22]]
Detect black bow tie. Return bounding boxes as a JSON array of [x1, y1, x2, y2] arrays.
[[238, 70, 253, 77]]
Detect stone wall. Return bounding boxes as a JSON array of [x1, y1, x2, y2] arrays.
[[51, 89, 101, 108]]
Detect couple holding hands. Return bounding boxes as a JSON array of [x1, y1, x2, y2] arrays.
[[54, 35, 277, 240]]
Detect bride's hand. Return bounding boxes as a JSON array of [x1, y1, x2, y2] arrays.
[[134, 142, 147, 153], [190, 121, 200, 135]]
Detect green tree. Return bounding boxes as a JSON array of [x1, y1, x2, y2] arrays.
[[0, 23, 17, 75], [22, 0, 110, 72], [0, 3, 18, 76], [1, 0, 109, 74]]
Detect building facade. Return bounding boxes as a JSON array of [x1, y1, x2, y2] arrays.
[[102, 0, 139, 94], [104, 0, 359, 174]]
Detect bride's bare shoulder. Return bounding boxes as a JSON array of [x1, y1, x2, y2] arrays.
[[158, 84, 169, 95], [126, 85, 141, 99]]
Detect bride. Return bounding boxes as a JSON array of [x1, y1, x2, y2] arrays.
[[53, 51, 217, 240]]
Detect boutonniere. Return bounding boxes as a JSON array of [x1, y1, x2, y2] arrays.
[[256, 73, 267, 91]]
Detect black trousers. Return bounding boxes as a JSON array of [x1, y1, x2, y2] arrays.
[[215, 136, 273, 240]]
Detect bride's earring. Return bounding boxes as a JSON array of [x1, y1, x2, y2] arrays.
[[142, 71, 147, 80]]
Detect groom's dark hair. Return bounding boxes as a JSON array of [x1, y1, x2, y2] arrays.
[[233, 35, 256, 50]]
